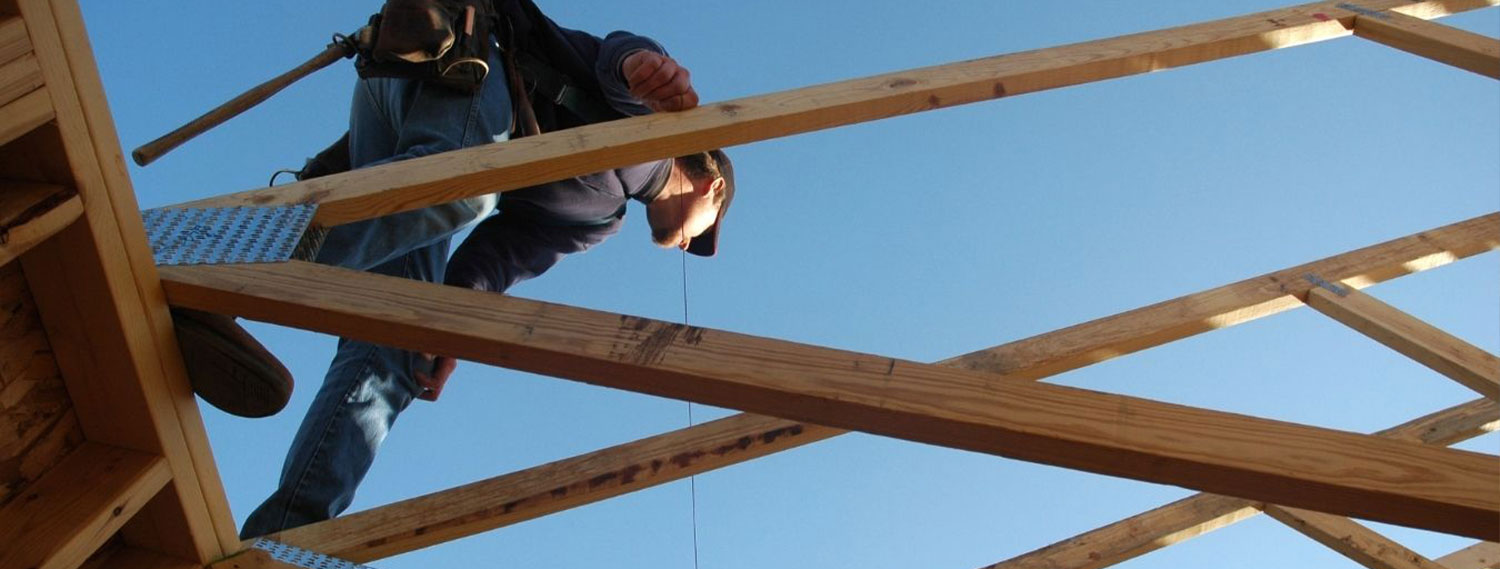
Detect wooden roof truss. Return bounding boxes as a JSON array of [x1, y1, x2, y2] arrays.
[[0, 0, 1496, 567]]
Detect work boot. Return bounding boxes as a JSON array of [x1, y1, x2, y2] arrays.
[[171, 308, 293, 418]]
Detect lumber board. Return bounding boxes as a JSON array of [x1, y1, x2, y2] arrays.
[[0, 85, 50, 146], [1439, 542, 1500, 569], [0, 51, 41, 107], [41, 0, 241, 553], [0, 181, 81, 266], [981, 494, 1262, 569], [1353, 9, 1500, 78], [953, 213, 1500, 381], [984, 398, 1498, 569], [267, 413, 840, 562], [160, 259, 1500, 539], [0, 16, 27, 66], [254, 205, 1500, 561], [0, 262, 82, 511], [177, 0, 1498, 227], [1305, 284, 1500, 400], [1263, 505, 1448, 569], [80, 546, 200, 569], [0, 442, 170, 569], [15, 0, 235, 559]]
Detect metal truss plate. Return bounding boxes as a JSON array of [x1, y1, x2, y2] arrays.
[[142, 204, 316, 266], [250, 539, 373, 569]]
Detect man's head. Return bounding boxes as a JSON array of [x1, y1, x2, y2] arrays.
[[646, 149, 735, 256]]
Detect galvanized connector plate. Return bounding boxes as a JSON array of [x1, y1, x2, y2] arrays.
[[142, 204, 316, 266], [250, 538, 372, 569]]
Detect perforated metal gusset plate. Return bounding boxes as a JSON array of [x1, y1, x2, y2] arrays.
[[142, 205, 316, 265], [251, 539, 373, 569]]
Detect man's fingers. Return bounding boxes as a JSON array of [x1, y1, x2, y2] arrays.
[[642, 70, 693, 110], [625, 53, 666, 93], [623, 51, 698, 112], [632, 58, 679, 99]]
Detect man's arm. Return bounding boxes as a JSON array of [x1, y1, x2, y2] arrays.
[[443, 211, 623, 294], [550, 26, 699, 115]]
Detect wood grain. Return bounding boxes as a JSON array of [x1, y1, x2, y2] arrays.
[[0, 17, 28, 66], [1438, 542, 1500, 569], [955, 213, 1499, 380], [1354, 9, 1500, 78], [177, 0, 1498, 227], [0, 262, 81, 511], [160, 259, 1500, 539], [15, 0, 236, 558], [985, 398, 1498, 569], [255, 203, 1500, 561], [0, 442, 170, 569], [0, 181, 82, 266], [1263, 505, 1448, 569], [1305, 285, 1500, 400], [0, 85, 51, 146], [267, 414, 841, 562], [0, 51, 41, 107]]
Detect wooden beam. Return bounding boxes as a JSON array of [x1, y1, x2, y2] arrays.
[[982, 494, 1262, 569], [15, 0, 237, 559], [0, 442, 171, 569], [80, 547, 201, 569], [0, 51, 41, 107], [159, 259, 1500, 539], [984, 398, 1497, 569], [0, 181, 81, 266], [265, 414, 838, 562], [1263, 505, 1448, 569], [0, 17, 30, 66], [1353, 8, 1500, 78], [252, 207, 1500, 561], [0, 85, 51, 146], [1439, 542, 1500, 569], [176, 0, 1499, 227], [953, 213, 1499, 381], [1304, 281, 1500, 400]]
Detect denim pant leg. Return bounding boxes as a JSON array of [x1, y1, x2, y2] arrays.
[[240, 243, 448, 537], [241, 46, 512, 539], [314, 44, 513, 272]]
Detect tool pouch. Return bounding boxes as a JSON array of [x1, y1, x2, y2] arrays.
[[356, 0, 493, 93]]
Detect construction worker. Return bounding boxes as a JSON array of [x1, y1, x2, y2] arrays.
[[172, 0, 734, 538]]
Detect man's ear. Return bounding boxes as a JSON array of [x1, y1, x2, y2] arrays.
[[701, 176, 726, 197]]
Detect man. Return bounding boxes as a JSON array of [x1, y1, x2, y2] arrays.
[[175, 0, 735, 538]]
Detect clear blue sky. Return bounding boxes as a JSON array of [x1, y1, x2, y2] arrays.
[[80, 2, 1497, 568]]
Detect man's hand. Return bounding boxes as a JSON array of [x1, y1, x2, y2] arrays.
[[414, 354, 457, 402], [622, 51, 699, 112]]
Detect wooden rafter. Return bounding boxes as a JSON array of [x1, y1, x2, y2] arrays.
[[983, 398, 1497, 569], [1351, 8, 1500, 78], [242, 213, 1500, 561], [159, 256, 1499, 539], [9, 0, 238, 560], [1439, 542, 1500, 569], [1263, 505, 1447, 569], [1303, 281, 1500, 400], [263, 414, 841, 562], [0, 443, 171, 569], [177, 0, 1498, 227]]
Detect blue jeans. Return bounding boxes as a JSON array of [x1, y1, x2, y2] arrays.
[[240, 48, 512, 538]]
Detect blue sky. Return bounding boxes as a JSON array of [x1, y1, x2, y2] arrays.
[[80, 2, 1496, 568]]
